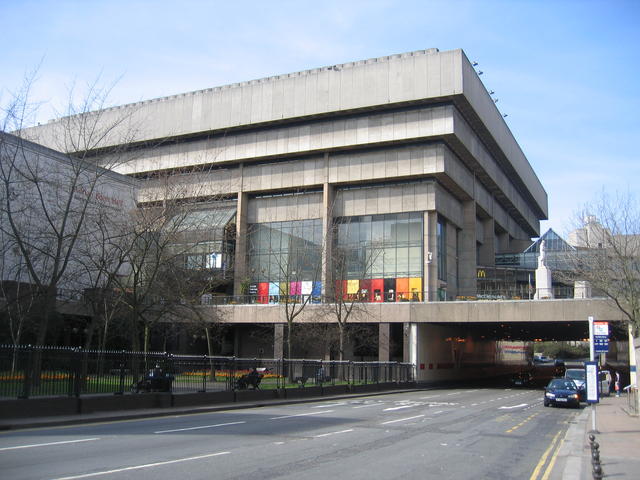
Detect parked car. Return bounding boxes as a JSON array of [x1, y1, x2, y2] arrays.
[[544, 378, 581, 408], [564, 368, 587, 400]]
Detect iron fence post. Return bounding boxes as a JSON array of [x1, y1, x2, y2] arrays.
[[73, 348, 82, 397], [200, 354, 207, 393], [116, 350, 126, 395], [20, 345, 33, 399]]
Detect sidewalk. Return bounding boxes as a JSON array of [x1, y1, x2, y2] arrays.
[[560, 394, 640, 479]]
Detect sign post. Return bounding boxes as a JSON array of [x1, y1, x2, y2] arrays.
[[588, 316, 598, 433]]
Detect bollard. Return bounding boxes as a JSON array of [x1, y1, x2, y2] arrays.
[[592, 463, 603, 480]]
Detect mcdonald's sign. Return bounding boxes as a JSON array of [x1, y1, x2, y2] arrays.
[[477, 269, 486, 278]]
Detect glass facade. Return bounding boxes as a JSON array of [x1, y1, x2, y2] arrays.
[[334, 212, 423, 302], [248, 219, 323, 283], [170, 207, 236, 277]]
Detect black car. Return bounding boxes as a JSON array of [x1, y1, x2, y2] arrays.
[[544, 378, 581, 408], [510, 371, 533, 387]]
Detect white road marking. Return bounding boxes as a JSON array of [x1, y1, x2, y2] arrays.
[[433, 410, 444, 415], [352, 403, 382, 409], [270, 410, 334, 419], [312, 402, 346, 408], [380, 415, 425, 425], [314, 429, 354, 438], [384, 405, 416, 411], [155, 421, 246, 433], [499, 404, 528, 410], [0, 438, 100, 451], [50, 451, 230, 480]]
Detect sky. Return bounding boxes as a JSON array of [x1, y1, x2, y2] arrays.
[[1, 0, 638, 237]]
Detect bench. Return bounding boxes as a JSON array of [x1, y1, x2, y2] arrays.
[[235, 370, 263, 390]]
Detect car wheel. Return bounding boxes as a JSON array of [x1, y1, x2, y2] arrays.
[[544, 400, 549, 407]]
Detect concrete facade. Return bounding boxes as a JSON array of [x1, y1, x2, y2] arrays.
[[21, 48, 600, 381]]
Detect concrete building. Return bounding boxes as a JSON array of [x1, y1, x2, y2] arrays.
[[21, 49, 627, 380], [0, 132, 138, 345]]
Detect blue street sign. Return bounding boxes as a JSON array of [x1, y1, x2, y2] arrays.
[[594, 335, 609, 353]]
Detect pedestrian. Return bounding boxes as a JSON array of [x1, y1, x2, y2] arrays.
[[614, 371, 621, 397]]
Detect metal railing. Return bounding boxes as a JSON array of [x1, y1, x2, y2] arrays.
[[0, 344, 414, 399], [200, 287, 596, 306], [627, 385, 639, 415]]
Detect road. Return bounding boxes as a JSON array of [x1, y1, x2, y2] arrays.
[[1, 387, 580, 480]]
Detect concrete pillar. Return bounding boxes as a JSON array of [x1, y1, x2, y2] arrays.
[[321, 179, 335, 299], [233, 190, 249, 296], [378, 323, 390, 361], [424, 211, 438, 301], [458, 201, 477, 297], [274, 324, 285, 359], [406, 323, 418, 379], [478, 218, 495, 267]]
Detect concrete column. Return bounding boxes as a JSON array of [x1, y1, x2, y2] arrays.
[[478, 218, 495, 267], [378, 323, 390, 361], [458, 201, 477, 297], [321, 180, 335, 299], [496, 231, 510, 254], [274, 324, 285, 359], [233, 190, 249, 296], [424, 211, 438, 301], [406, 323, 418, 379]]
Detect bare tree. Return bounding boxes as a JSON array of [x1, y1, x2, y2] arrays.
[[326, 232, 381, 360], [567, 191, 640, 334], [0, 74, 141, 350], [109, 172, 236, 354], [567, 191, 640, 413]]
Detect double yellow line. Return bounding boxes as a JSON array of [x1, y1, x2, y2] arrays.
[[530, 429, 564, 480]]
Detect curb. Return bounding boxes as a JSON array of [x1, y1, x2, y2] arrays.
[[0, 388, 424, 431], [559, 406, 590, 480]]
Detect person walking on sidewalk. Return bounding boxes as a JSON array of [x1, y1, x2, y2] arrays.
[[614, 371, 621, 397]]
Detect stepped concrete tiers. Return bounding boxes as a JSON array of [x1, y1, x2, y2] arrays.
[[23, 48, 614, 383]]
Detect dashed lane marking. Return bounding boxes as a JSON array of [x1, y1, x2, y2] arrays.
[[314, 429, 354, 438], [155, 421, 246, 434], [380, 415, 425, 425], [506, 412, 540, 433], [270, 410, 334, 420], [50, 451, 230, 480], [0, 438, 100, 451]]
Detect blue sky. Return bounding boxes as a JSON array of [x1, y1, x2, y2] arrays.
[[1, 0, 638, 237]]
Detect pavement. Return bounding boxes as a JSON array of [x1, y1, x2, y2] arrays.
[[558, 393, 640, 480], [1, 389, 639, 480]]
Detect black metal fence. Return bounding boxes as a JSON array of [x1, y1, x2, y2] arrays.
[[0, 344, 414, 399]]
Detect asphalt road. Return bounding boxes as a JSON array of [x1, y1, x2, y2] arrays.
[[1, 387, 581, 480]]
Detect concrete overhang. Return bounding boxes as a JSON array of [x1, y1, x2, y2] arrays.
[[205, 298, 626, 327]]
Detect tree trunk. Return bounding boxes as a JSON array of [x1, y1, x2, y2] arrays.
[[205, 326, 216, 381]]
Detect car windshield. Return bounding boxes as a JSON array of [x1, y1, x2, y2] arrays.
[[549, 379, 576, 390], [566, 370, 585, 380]]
